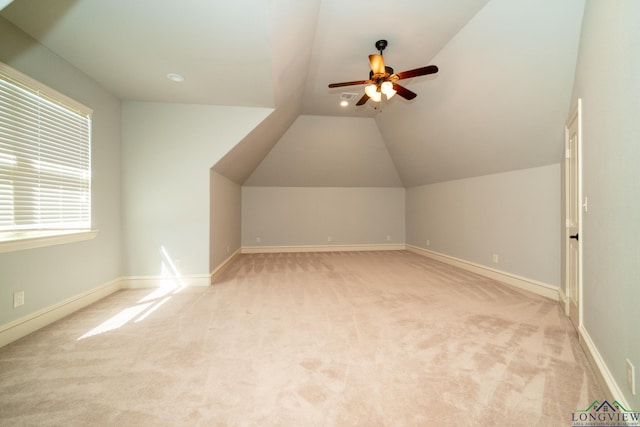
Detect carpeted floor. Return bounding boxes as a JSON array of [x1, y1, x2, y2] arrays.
[[0, 251, 601, 426]]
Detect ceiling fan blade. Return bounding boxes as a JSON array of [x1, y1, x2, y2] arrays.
[[355, 93, 370, 106], [394, 65, 439, 80], [328, 80, 369, 88], [392, 83, 417, 100], [369, 54, 385, 75]]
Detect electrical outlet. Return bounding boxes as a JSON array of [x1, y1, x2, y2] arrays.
[[327, 236, 333, 242], [386, 235, 391, 241], [627, 359, 636, 395], [256, 237, 261, 243], [492, 254, 499, 264], [13, 291, 24, 308], [426, 239, 430, 247]]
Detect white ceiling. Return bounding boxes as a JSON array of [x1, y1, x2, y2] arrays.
[[0, 0, 586, 186]]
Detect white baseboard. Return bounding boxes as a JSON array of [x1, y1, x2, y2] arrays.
[[121, 274, 211, 289], [211, 248, 241, 283], [558, 287, 567, 305], [241, 243, 406, 254], [557, 287, 569, 316], [406, 245, 560, 301], [0, 278, 122, 348], [408, 244, 631, 408], [578, 324, 630, 409], [1, 268, 221, 348], [240, 243, 559, 301]]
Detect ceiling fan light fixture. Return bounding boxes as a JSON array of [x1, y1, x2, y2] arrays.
[[364, 84, 377, 98], [365, 84, 382, 102], [381, 81, 396, 99]]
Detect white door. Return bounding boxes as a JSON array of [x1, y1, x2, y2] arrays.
[[565, 99, 582, 332]]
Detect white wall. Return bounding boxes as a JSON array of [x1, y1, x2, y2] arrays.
[[0, 18, 122, 326], [570, 0, 640, 408], [210, 171, 241, 271], [406, 164, 561, 286], [121, 102, 272, 277], [242, 187, 405, 248]]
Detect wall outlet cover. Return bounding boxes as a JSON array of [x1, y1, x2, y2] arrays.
[[13, 291, 25, 308]]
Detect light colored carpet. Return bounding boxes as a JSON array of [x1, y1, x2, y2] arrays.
[[0, 251, 601, 426]]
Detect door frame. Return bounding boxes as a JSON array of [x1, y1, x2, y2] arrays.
[[564, 98, 583, 330]]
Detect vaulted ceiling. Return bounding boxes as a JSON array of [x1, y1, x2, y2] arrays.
[[1, 0, 585, 187]]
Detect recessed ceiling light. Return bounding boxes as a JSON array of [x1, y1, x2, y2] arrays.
[[166, 73, 184, 82], [340, 100, 349, 107]]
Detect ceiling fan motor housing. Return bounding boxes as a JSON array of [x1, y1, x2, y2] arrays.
[[369, 66, 394, 81]]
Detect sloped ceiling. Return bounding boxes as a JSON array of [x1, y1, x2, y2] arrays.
[[245, 115, 403, 187], [1, 0, 585, 187], [378, 0, 585, 186]]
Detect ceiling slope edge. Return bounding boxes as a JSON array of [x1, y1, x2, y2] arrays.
[[212, 97, 302, 185], [213, 1, 319, 185]]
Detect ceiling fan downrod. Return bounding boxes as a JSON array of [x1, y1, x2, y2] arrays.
[[375, 39, 388, 55]]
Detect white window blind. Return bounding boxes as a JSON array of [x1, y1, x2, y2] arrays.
[[0, 62, 92, 237]]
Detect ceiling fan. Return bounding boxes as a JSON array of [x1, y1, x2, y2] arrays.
[[328, 39, 438, 106]]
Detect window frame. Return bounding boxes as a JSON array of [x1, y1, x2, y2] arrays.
[[0, 62, 97, 253]]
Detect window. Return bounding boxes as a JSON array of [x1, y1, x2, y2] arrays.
[[0, 62, 94, 250]]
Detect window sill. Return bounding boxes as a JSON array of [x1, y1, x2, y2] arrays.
[[0, 230, 98, 254]]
